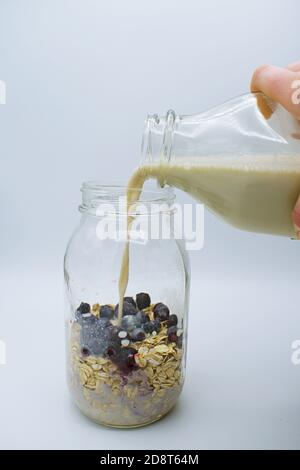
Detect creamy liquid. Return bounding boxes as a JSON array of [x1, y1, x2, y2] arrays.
[[117, 155, 300, 324]]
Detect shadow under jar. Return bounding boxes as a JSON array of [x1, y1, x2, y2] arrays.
[[64, 183, 190, 427]]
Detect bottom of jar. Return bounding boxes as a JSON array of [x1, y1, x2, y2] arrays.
[[74, 399, 177, 428]]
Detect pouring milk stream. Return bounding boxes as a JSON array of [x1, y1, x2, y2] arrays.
[[117, 93, 300, 324]]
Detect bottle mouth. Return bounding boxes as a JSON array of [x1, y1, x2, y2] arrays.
[[79, 182, 175, 216], [141, 109, 177, 163]]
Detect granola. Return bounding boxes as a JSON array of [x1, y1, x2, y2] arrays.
[[67, 295, 185, 427]]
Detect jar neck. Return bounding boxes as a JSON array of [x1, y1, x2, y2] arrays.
[[79, 183, 175, 217]]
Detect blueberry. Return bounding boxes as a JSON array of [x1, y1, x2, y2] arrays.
[[103, 327, 122, 359], [152, 319, 161, 332], [116, 347, 138, 374], [124, 297, 137, 308], [75, 302, 95, 325], [130, 328, 146, 342], [97, 317, 110, 328], [80, 320, 110, 356], [105, 344, 120, 360], [168, 326, 178, 343], [122, 315, 141, 332], [143, 321, 155, 334], [136, 292, 151, 310], [167, 314, 178, 328], [136, 311, 150, 324], [143, 320, 161, 335], [81, 346, 90, 357], [114, 301, 137, 317], [76, 311, 96, 326], [77, 302, 90, 314], [100, 305, 114, 320], [153, 303, 170, 322], [107, 324, 121, 339]]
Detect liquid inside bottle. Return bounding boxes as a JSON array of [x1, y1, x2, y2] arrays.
[[134, 93, 300, 237]]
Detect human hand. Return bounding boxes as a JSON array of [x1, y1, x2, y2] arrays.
[[251, 63, 300, 238]]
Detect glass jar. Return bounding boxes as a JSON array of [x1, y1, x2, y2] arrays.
[[64, 183, 190, 427]]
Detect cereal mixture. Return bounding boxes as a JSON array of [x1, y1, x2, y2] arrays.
[[67, 293, 185, 427]]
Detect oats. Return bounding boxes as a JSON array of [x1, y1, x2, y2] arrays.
[[147, 353, 163, 366], [97, 357, 110, 365], [86, 357, 97, 365], [92, 303, 100, 316], [135, 355, 147, 368], [145, 366, 154, 378], [138, 346, 149, 355], [153, 344, 170, 354], [79, 370, 88, 385], [69, 305, 184, 426]]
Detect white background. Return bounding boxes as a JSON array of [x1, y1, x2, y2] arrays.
[[0, 0, 299, 449]]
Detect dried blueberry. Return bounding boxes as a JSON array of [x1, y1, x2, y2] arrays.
[[105, 344, 120, 360], [97, 317, 110, 328], [143, 320, 161, 335], [136, 292, 151, 310], [130, 328, 146, 342], [75, 302, 95, 325], [168, 325, 178, 343], [136, 311, 150, 324], [81, 346, 90, 357], [107, 324, 121, 340], [77, 302, 90, 314], [153, 303, 170, 322], [80, 320, 110, 356], [117, 348, 138, 374], [104, 326, 122, 357], [167, 314, 178, 328], [121, 315, 141, 332], [76, 311, 96, 326], [114, 301, 137, 317], [100, 305, 114, 320], [124, 297, 137, 308], [143, 321, 155, 334], [152, 319, 161, 332]]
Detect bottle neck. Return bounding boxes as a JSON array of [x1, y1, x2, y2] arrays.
[[141, 109, 178, 164], [140, 92, 295, 165]]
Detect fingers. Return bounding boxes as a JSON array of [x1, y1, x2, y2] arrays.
[[251, 64, 300, 119], [292, 195, 300, 239], [287, 61, 300, 72]]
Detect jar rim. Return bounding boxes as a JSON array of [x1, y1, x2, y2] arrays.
[[79, 182, 176, 216]]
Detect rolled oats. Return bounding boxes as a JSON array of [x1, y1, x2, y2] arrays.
[[68, 300, 185, 427]]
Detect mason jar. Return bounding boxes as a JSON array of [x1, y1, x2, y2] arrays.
[[64, 183, 190, 427]]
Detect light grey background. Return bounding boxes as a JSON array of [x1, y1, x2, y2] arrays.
[[0, 0, 299, 449]]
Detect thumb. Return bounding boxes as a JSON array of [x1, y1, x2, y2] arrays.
[[251, 65, 300, 119], [292, 195, 300, 239]]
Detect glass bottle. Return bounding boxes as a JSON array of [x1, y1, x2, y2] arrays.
[[64, 183, 190, 427], [140, 92, 300, 237]]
